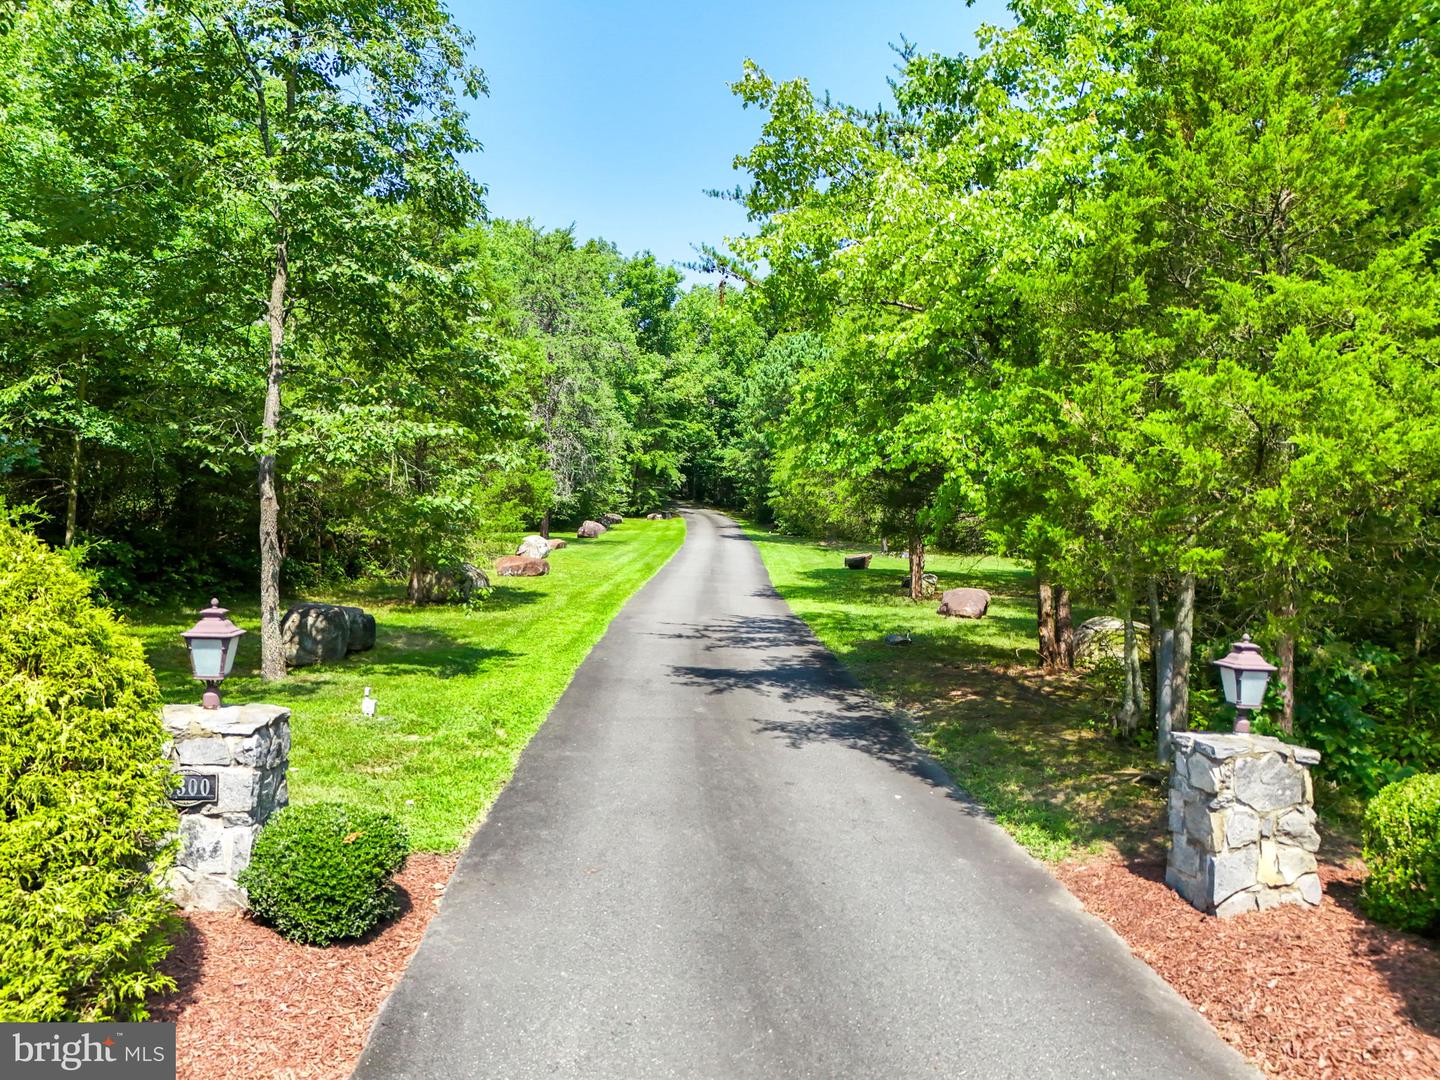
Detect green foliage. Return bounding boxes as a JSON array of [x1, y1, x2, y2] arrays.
[[239, 803, 408, 946], [724, 0, 1440, 778], [0, 515, 177, 1021], [1360, 773, 1440, 934]]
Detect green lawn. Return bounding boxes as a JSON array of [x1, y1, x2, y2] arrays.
[[129, 519, 685, 851], [744, 527, 1167, 863]]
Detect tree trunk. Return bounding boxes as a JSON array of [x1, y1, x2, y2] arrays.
[[1117, 606, 1143, 736], [1149, 578, 1175, 763], [540, 510, 550, 540], [1170, 571, 1196, 731], [1037, 565, 1058, 670], [908, 531, 926, 601], [64, 368, 87, 548], [258, 240, 288, 682], [1277, 599, 1297, 734], [1055, 585, 1074, 669], [64, 433, 81, 548]]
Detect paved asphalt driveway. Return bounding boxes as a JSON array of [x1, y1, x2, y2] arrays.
[[353, 508, 1257, 1080]]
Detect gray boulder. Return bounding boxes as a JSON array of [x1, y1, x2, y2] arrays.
[[936, 588, 990, 619], [282, 604, 350, 667], [410, 563, 489, 604], [843, 554, 872, 569], [601, 512, 624, 526], [337, 605, 376, 652], [646, 513, 664, 520], [901, 572, 939, 598], [516, 534, 552, 560], [1074, 616, 1151, 667], [578, 520, 607, 539]]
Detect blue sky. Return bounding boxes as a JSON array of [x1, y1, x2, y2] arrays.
[[449, 1, 1007, 281]]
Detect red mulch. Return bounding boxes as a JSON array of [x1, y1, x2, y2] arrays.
[[152, 853, 456, 1080], [1057, 858, 1440, 1080]]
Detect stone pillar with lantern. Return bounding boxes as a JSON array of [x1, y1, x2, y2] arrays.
[[164, 599, 291, 911], [1165, 635, 1325, 917]]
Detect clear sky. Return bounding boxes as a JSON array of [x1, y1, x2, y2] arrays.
[[448, 1, 1007, 282]]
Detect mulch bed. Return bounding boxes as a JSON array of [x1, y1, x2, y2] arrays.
[[152, 853, 456, 1080], [1058, 858, 1440, 1080]]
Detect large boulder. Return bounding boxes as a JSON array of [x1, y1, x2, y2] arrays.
[[843, 554, 873, 570], [336, 605, 376, 652], [547, 538, 567, 551], [495, 555, 550, 577], [516, 535, 552, 560], [282, 604, 350, 666], [601, 512, 623, 526], [1074, 616, 1151, 666], [646, 513, 664, 520], [408, 563, 490, 604], [936, 588, 990, 619], [577, 520, 607, 539]]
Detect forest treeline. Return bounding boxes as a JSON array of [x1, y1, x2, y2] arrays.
[[3, 0, 1439, 794]]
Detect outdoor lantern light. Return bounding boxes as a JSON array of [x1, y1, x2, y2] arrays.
[[1212, 633, 1277, 734], [181, 598, 246, 709]]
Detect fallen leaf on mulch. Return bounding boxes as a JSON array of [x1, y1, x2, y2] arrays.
[[152, 853, 456, 1080], [1057, 858, 1440, 1080]]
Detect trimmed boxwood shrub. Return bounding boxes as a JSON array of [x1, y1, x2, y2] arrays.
[[239, 802, 408, 945], [1360, 772, 1440, 934], [0, 517, 178, 1020]]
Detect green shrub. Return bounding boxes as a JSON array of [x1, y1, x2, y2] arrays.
[[239, 802, 408, 945], [0, 518, 177, 1020], [1360, 772, 1440, 934]]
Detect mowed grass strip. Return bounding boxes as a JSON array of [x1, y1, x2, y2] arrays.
[[129, 519, 685, 851], [744, 527, 1166, 863]]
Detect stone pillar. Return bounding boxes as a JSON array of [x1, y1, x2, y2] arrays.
[[162, 703, 290, 911], [1166, 731, 1322, 917]]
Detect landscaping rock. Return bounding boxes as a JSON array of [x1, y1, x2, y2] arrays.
[[547, 538, 567, 551], [843, 554, 872, 569], [409, 563, 489, 604], [577, 520, 607, 538], [1074, 616, 1151, 666], [495, 555, 550, 577], [900, 572, 939, 598], [646, 513, 664, 520], [281, 603, 350, 666], [516, 535, 552, 560], [601, 512, 624, 526], [936, 587, 990, 619], [337, 605, 376, 653]]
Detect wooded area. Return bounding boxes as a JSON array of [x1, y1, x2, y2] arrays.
[[2, 0, 1438, 799]]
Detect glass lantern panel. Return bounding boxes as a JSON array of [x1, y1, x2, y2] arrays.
[[1218, 665, 1238, 705], [220, 637, 238, 677], [1238, 669, 1270, 709], [189, 638, 224, 679]]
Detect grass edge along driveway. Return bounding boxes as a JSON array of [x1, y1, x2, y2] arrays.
[[743, 524, 1168, 864], [130, 518, 685, 851]]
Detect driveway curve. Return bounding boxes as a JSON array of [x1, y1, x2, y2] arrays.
[[354, 507, 1257, 1080]]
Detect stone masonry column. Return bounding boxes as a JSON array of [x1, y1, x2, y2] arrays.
[[162, 703, 290, 911], [1167, 731, 1322, 917]]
